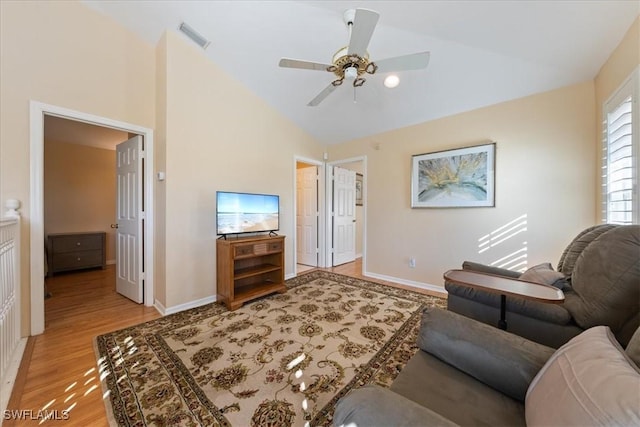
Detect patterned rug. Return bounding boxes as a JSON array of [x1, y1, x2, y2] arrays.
[[94, 271, 446, 426]]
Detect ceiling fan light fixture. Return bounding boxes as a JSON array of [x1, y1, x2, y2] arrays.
[[345, 66, 358, 80], [384, 75, 400, 88]]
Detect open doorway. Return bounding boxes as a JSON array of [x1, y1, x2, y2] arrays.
[[44, 116, 127, 278], [327, 157, 366, 274], [294, 156, 325, 274], [44, 117, 146, 305], [296, 161, 319, 273], [30, 101, 155, 335]]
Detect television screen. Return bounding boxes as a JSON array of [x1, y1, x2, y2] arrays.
[[216, 191, 280, 235]]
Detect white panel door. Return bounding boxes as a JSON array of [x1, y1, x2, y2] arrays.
[[332, 166, 356, 266], [297, 166, 318, 266], [116, 136, 143, 303]]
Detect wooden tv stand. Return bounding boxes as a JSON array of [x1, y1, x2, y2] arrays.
[[216, 235, 286, 310]]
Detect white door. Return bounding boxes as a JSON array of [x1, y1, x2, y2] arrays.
[[115, 136, 144, 303], [332, 166, 356, 266], [297, 166, 318, 266]]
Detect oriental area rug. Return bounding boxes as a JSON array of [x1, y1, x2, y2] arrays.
[[94, 271, 446, 426]]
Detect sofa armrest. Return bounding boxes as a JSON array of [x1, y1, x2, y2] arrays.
[[334, 385, 458, 427], [461, 260, 521, 278], [418, 308, 555, 402]]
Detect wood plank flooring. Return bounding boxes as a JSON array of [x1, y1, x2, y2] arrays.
[[5, 267, 160, 426], [6, 259, 445, 426]]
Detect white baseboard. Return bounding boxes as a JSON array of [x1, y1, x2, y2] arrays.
[[1, 338, 28, 416], [106, 259, 116, 265], [364, 271, 448, 296], [154, 295, 217, 316]]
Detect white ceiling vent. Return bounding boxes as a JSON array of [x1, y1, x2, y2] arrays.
[[179, 22, 210, 49]]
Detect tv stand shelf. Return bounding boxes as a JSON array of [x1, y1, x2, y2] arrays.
[[217, 235, 286, 310]]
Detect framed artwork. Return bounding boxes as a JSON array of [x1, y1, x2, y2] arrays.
[[411, 142, 495, 208], [355, 173, 363, 206]]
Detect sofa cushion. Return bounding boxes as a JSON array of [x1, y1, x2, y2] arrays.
[[462, 261, 521, 278], [626, 327, 640, 368], [391, 350, 525, 427], [564, 225, 640, 331], [556, 224, 617, 276], [334, 385, 458, 427], [519, 263, 567, 289], [525, 326, 640, 426], [418, 308, 554, 402]]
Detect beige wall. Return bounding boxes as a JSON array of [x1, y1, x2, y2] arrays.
[[44, 142, 116, 261], [0, 1, 156, 334], [594, 17, 640, 217], [158, 31, 324, 309], [329, 82, 597, 288]]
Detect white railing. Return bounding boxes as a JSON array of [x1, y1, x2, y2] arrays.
[[0, 199, 25, 415]]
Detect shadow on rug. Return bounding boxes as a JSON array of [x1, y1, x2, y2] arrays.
[[94, 271, 446, 426]]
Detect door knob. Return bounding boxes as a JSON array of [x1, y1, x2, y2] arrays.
[[110, 224, 119, 229]]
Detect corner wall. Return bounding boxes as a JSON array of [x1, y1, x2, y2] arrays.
[[328, 82, 597, 289], [157, 31, 324, 310]]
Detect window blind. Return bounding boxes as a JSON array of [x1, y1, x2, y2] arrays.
[[602, 68, 639, 226], [603, 96, 634, 224]]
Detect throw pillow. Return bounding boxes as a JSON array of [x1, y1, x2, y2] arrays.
[[519, 262, 567, 289], [525, 326, 640, 426]]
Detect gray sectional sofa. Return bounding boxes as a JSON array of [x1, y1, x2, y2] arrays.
[[334, 307, 640, 426], [445, 224, 640, 348]]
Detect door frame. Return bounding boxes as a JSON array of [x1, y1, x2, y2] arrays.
[[293, 156, 326, 269], [29, 101, 155, 335], [326, 156, 367, 272]]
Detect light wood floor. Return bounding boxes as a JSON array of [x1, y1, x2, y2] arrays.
[[6, 260, 444, 426], [6, 266, 160, 426]]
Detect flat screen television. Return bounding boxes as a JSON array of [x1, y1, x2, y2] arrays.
[[216, 191, 280, 236]]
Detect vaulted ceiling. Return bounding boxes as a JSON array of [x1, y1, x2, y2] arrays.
[[84, 0, 639, 144]]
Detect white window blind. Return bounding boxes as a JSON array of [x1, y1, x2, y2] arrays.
[[602, 69, 639, 225]]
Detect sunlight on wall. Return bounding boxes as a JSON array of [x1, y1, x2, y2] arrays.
[[478, 214, 529, 272]]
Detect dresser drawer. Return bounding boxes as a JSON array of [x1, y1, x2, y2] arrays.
[[51, 234, 103, 253], [47, 232, 106, 276], [51, 250, 104, 271]]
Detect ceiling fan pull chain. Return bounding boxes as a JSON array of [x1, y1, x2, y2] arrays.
[[353, 86, 357, 104]]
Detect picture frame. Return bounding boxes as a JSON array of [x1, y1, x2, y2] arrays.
[[355, 173, 363, 206], [411, 142, 495, 208]]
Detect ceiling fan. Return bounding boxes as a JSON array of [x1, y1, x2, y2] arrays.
[[279, 8, 430, 106]]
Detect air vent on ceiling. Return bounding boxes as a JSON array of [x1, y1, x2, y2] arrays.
[[179, 22, 210, 50]]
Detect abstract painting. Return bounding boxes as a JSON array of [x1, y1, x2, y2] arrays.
[[411, 142, 495, 208]]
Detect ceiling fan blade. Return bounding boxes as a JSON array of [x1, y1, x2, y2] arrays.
[[307, 83, 338, 107], [347, 9, 380, 56], [279, 58, 332, 71], [374, 51, 430, 73]]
